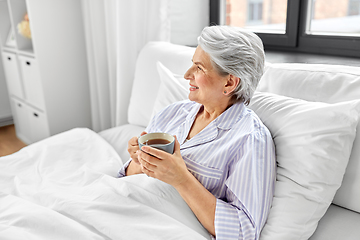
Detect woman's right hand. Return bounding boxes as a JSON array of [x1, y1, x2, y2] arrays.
[[127, 131, 147, 164]]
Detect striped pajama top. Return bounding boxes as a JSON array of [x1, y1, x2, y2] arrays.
[[119, 100, 276, 240]]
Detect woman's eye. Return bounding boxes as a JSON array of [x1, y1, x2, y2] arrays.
[[197, 66, 203, 71]]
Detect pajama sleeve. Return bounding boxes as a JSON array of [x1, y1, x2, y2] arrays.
[[213, 131, 276, 240], [213, 194, 256, 239]]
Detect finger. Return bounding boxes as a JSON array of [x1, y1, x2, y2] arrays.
[[140, 160, 155, 172], [128, 144, 139, 154], [129, 142, 139, 157], [137, 150, 158, 167], [173, 136, 181, 154], [140, 131, 147, 136], [129, 136, 139, 147], [140, 145, 168, 160], [138, 154, 156, 172], [141, 164, 154, 177], [128, 146, 136, 159]]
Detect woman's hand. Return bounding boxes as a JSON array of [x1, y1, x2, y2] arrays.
[[126, 131, 147, 176], [137, 136, 190, 187], [127, 131, 147, 164]]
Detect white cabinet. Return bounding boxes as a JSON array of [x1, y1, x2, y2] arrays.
[[27, 105, 50, 143], [0, 0, 91, 144], [11, 98, 31, 143], [1, 52, 23, 99], [0, 0, 13, 126], [11, 98, 30, 143], [0, 54, 13, 127], [18, 55, 45, 110], [11, 98, 49, 143]]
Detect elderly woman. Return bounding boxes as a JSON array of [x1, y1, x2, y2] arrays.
[[119, 25, 276, 240]]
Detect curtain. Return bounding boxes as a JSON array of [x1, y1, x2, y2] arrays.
[[81, 0, 170, 132], [169, 0, 209, 46]]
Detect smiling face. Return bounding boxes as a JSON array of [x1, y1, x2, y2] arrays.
[[184, 46, 230, 108]]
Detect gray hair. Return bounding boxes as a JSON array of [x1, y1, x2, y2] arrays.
[[197, 25, 265, 105]]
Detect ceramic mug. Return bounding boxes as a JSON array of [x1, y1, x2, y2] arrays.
[[138, 132, 175, 154]]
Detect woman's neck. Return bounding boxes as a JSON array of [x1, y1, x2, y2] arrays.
[[200, 100, 234, 122], [186, 101, 234, 140]]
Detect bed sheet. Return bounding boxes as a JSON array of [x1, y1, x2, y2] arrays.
[[0, 128, 210, 240]]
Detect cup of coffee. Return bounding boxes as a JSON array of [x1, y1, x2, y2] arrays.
[[138, 132, 175, 154]]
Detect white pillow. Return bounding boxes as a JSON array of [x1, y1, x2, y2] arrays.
[[99, 124, 146, 164], [258, 63, 360, 213], [247, 91, 360, 240], [151, 61, 189, 118]]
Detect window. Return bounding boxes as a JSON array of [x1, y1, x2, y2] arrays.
[[307, 0, 360, 36], [248, 0, 263, 23], [210, 0, 360, 57], [349, 0, 360, 16], [225, 0, 287, 33]]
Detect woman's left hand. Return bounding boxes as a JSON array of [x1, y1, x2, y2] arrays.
[[137, 136, 190, 187]]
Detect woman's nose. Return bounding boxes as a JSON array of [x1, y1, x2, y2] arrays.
[[184, 65, 194, 80]]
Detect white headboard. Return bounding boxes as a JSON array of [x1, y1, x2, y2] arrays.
[[127, 41, 195, 127]]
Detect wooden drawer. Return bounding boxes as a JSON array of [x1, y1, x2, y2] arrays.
[[18, 55, 45, 110], [2, 52, 24, 99]]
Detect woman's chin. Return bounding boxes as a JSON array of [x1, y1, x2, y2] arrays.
[[188, 93, 197, 103]]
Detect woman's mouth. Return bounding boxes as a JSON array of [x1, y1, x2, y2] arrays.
[[190, 85, 199, 91]]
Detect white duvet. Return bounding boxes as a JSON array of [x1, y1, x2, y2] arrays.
[[0, 128, 210, 240]]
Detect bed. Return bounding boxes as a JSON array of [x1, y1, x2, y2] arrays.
[[1, 41, 360, 240]]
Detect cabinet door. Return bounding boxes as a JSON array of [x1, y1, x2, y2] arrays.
[[12, 98, 31, 144], [0, 56, 12, 121], [19, 56, 45, 110], [28, 108, 50, 143], [2, 52, 24, 99]]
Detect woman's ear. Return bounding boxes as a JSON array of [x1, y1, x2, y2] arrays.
[[224, 75, 240, 95]]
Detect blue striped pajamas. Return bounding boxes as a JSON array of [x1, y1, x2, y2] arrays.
[[119, 100, 276, 239]]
